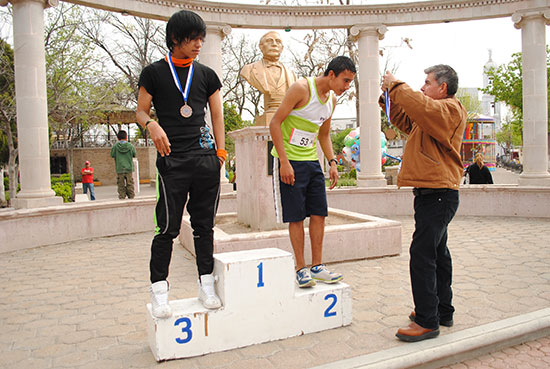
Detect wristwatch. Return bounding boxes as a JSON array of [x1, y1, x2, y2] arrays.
[[328, 158, 338, 166]]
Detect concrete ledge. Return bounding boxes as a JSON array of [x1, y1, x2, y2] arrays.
[[0, 192, 237, 254], [179, 208, 402, 263], [310, 308, 550, 369], [328, 185, 550, 218]]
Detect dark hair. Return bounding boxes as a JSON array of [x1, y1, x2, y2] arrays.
[[324, 56, 356, 77], [165, 10, 206, 52], [424, 64, 459, 96], [117, 130, 127, 140]]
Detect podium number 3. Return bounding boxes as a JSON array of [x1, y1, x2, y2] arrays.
[[324, 294, 337, 317], [257, 262, 264, 287], [175, 317, 192, 344]]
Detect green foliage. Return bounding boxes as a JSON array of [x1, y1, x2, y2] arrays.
[[481, 49, 550, 132], [51, 174, 73, 202], [224, 102, 248, 132], [456, 89, 482, 115], [340, 168, 357, 180], [331, 128, 352, 155], [224, 102, 251, 168], [496, 121, 523, 152], [0, 37, 16, 166], [326, 177, 356, 187]]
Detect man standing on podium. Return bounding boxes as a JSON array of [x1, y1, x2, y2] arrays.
[[270, 56, 356, 288], [136, 10, 226, 318]]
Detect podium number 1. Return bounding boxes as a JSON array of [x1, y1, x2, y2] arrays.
[[257, 262, 264, 287]]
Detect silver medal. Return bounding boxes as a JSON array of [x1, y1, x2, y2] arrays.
[[180, 103, 193, 118]]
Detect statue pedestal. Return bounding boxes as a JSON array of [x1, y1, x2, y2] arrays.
[[254, 112, 275, 127], [228, 127, 281, 231]]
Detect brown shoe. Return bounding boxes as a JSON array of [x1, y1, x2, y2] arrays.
[[409, 311, 454, 327], [396, 322, 440, 342]]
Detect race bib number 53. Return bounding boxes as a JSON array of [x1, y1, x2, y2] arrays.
[[289, 128, 317, 148]]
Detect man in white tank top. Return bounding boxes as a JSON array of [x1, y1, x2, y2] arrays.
[[270, 56, 356, 288]]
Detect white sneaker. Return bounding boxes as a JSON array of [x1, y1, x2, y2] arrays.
[[198, 274, 221, 309], [310, 264, 343, 284], [150, 281, 172, 318]]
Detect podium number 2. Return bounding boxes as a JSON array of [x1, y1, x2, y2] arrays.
[[175, 317, 192, 344], [324, 294, 337, 317], [257, 262, 265, 287]]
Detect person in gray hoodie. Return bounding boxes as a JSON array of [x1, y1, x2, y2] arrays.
[[110, 130, 136, 199]]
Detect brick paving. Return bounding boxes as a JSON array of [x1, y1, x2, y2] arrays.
[[442, 336, 550, 369], [1, 213, 549, 368]]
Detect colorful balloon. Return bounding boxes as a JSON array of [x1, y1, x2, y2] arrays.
[[340, 131, 388, 172]]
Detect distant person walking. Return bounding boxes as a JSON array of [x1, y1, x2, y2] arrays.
[[81, 160, 96, 200], [110, 130, 136, 199], [465, 153, 493, 184]]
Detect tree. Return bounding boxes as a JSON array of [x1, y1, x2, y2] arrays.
[[221, 33, 263, 119], [45, 4, 116, 188], [79, 9, 166, 139], [456, 89, 482, 115], [331, 128, 352, 156], [496, 120, 522, 155], [0, 37, 17, 206], [223, 102, 251, 167], [481, 49, 550, 137]]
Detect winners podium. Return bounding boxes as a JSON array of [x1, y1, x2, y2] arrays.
[[146, 248, 352, 361]]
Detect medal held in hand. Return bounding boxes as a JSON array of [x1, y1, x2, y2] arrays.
[[166, 52, 194, 119], [180, 103, 193, 118]]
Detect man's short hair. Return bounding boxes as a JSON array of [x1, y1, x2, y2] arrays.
[[424, 64, 459, 96], [165, 10, 206, 52], [324, 56, 356, 77], [117, 130, 127, 140]]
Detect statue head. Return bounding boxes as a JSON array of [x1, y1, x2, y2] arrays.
[[259, 31, 283, 62]]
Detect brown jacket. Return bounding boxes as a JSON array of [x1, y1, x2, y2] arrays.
[[379, 81, 467, 189]]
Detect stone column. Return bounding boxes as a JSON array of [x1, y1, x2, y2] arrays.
[[11, 0, 63, 208], [350, 24, 388, 187], [512, 10, 550, 186], [202, 24, 233, 192], [228, 127, 283, 232]]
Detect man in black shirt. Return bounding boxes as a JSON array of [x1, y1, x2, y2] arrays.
[[136, 10, 226, 318]]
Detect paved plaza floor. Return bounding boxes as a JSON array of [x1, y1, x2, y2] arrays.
[[1, 212, 549, 368]]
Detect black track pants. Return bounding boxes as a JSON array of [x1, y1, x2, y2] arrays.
[[150, 154, 220, 283]]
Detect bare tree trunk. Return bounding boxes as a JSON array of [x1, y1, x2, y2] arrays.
[[5, 120, 18, 207], [65, 143, 76, 202], [0, 168, 6, 207]]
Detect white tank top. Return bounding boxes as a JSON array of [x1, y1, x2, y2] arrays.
[[288, 77, 333, 127]]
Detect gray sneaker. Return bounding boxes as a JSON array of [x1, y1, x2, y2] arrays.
[[296, 267, 316, 288], [310, 264, 343, 283]]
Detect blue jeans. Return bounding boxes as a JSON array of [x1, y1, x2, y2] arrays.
[[409, 189, 459, 329], [82, 182, 96, 200]]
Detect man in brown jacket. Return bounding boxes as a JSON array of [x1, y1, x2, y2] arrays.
[[380, 65, 467, 342]]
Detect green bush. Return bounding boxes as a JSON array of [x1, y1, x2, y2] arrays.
[[51, 173, 73, 202], [340, 168, 357, 180], [325, 177, 356, 187], [2, 173, 73, 203]]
